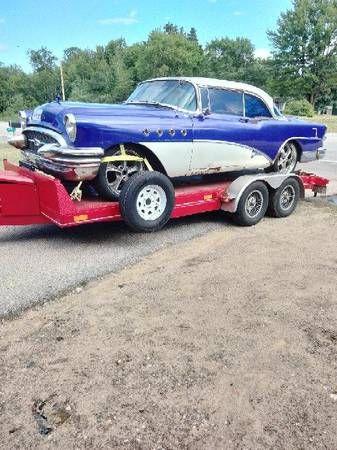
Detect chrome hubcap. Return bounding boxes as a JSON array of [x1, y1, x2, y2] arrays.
[[279, 185, 296, 210], [245, 190, 264, 218], [105, 149, 145, 196], [136, 185, 167, 221], [277, 144, 297, 174]]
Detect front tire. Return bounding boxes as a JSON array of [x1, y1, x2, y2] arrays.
[[119, 171, 175, 232], [95, 145, 147, 201]]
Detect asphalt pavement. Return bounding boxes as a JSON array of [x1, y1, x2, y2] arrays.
[[1, 135, 336, 317]]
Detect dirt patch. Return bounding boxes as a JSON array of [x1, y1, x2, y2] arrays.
[[0, 201, 337, 449]]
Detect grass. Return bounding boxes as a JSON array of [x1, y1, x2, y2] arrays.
[[307, 115, 337, 133], [0, 143, 20, 167]]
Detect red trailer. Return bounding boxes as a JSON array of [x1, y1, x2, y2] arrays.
[[0, 160, 329, 232]]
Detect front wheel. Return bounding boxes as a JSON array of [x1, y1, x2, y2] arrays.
[[95, 145, 148, 201], [119, 171, 175, 232]]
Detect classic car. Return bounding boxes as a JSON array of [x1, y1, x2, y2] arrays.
[[9, 77, 327, 200]]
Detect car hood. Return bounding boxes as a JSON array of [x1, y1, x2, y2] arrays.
[[27, 101, 181, 133]]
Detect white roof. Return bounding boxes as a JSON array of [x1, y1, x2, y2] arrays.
[[148, 76, 275, 113]]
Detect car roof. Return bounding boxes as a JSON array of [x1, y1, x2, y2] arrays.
[[146, 77, 275, 112]]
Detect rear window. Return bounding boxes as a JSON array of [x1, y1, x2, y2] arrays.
[[205, 88, 243, 116], [245, 93, 272, 118]]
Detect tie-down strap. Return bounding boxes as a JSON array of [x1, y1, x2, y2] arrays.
[[101, 144, 153, 171]]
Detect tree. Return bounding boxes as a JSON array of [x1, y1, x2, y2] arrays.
[[268, 0, 337, 105], [28, 47, 57, 72], [187, 27, 198, 43], [204, 37, 255, 81], [135, 30, 204, 80]]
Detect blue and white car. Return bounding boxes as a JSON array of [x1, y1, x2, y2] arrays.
[[10, 77, 326, 200]]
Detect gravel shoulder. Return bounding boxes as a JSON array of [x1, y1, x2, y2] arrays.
[[1, 201, 336, 449]]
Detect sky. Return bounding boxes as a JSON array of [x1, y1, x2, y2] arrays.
[[0, 0, 292, 72]]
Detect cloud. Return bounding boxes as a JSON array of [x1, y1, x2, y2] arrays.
[[0, 43, 8, 52], [0, 18, 5, 24], [233, 10, 243, 16], [254, 48, 271, 59], [98, 10, 138, 25]]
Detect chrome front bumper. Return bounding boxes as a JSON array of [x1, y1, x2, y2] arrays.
[[9, 133, 104, 181]]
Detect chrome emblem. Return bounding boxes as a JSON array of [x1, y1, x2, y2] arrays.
[[29, 138, 43, 148]]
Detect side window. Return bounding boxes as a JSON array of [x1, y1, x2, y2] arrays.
[[208, 88, 243, 116], [245, 93, 272, 118]]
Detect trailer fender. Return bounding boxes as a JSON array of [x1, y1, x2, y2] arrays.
[[221, 173, 304, 213]]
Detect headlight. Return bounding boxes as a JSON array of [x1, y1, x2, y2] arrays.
[[64, 113, 77, 142]]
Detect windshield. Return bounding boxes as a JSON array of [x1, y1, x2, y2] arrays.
[[127, 80, 197, 112]]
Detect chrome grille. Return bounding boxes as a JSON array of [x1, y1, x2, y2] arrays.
[[23, 129, 59, 154]]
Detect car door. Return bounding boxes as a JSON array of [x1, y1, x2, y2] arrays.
[[190, 87, 272, 174]]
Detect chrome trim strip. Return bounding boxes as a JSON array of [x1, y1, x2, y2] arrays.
[[193, 139, 273, 162], [37, 143, 104, 157]]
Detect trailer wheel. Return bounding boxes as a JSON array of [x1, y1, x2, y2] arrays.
[[233, 181, 269, 226], [267, 177, 300, 218], [119, 171, 175, 232]]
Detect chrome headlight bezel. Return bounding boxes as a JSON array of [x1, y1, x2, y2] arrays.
[[64, 113, 77, 142]]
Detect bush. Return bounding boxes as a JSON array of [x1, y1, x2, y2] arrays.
[[284, 99, 314, 117]]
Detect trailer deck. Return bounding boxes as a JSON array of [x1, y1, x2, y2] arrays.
[[0, 160, 329, 229]]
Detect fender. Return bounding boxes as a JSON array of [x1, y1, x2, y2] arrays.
[[221, 173, 304, 213]]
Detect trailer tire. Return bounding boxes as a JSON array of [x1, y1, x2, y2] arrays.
[[267, 177, 300, 218], [119, 171, 175, 232], [233, 181, 269, 226]]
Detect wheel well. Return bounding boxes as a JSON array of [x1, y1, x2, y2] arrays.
[[105, 143, 167, 176]]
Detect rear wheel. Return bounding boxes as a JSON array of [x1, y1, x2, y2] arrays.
[[119, 171, 175, 232], [95, 145, 148, 201], [233, 181, 269, 226], [272, 142, 298, 174], [267, 178, 300, 218]]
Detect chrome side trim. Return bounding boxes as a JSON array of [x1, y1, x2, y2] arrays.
[[193, 139, 273, 162]]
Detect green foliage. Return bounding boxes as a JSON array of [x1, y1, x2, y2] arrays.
[[268, 0, 337, 106], [134, 31, 204, 80], [284, 99, 315, 117], [1, 5, 337, 119]]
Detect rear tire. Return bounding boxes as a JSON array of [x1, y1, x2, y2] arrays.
[[267, 177, 300, 218], [270, 142, 298, 174], [119, 171, 175, 232], [233, 181, 269, 226]]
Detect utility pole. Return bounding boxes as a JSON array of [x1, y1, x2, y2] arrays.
[[60, 63, 65, 101]]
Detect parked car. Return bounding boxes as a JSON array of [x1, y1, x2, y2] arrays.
[[9, 77, 326, 200]]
